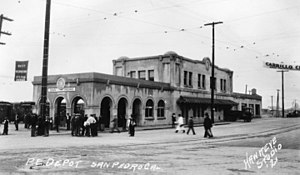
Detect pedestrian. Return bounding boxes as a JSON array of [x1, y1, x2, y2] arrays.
[[66, 113, 71, 130], [81, 114, 87, 136], [37, 116, 44, 136], [175, 114, 185, 133], [55, 114, 60, 133], [122, 114, 127, 132], [2, 117, 9, 135], [204, 113, 213, 138], [187, 116, 196, 135], [14, 114, 19, 131], [44, 116, 50, 137], [87, 114, 97, 136], [110, 116, 120, 133], [49, 117, 53, 130], [171, 113, 176, 128], [128, 114, 136, 137], [31, 113, 38, 137], [99, 115, 105, 131], [71, 114, 76, 136], [92, 114, 98, 136], [84, 119, 91, 137], [75, 114, 81, 136]]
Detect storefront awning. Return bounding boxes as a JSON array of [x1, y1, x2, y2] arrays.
[[177, 96, 238, 106]]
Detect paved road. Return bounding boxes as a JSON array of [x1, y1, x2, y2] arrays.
[[0, 117, 299, 174]]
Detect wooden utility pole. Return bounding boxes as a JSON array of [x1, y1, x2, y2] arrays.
[[0, 14, 13, 45], [204, 21, 223, 123], [271, 95, 273, 115], [277, 70, 288, 118], [40, 0, 51, 121], [276, 89, 280, 117]]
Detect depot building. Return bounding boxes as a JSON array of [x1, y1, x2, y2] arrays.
[[32, 51, 262, 128]]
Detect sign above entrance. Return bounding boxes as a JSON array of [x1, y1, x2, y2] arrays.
[[264, 62, 300, 71], [48, 87, 76, 93]]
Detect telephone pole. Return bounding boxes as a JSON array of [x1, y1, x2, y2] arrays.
[[276, 89, 280, 117], [0, 14, 13, 45], [271, 95, 273, 115], [40, 0, 51, 122], [277, 70, 288, 118], [204, 21, 223, 123]]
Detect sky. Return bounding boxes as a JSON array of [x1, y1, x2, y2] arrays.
[[0, 0, 300, 109]]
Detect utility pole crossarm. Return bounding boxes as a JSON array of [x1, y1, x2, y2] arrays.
[[0, 14, 13, 45]]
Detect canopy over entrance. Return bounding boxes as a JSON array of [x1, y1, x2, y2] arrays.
[[177, 96, 238, 106]]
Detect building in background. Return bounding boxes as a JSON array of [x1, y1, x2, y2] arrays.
[[32, 51, 262, 128]]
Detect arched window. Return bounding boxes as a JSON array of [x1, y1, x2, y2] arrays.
[[145, 99, 154, 118], [157, 100, 165, 118]]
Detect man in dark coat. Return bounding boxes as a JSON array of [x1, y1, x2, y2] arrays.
[[14, 114, 19, 131], [171, 113, 176, 128], [128, 114, 136, 137], [66, 113, 71, 130], [71, 114, 76, 136], [44, 116, 50, 137], [204, 113, 213, 138], [2, 118, 9, 135], [31, 114, 38, 137], [55, 114, 60, 133], [187, 116, 196, 135]]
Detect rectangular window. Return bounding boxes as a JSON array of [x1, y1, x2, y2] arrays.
[[148, 70, 154, 81], [198, 74, 201, 88], [184, 71, 188, 86], [189, 72, 193, 86], [138, 70, 146, 80], [129, 71, 136, 78], [202, 75, 206, 89], [224, 79, 226, 92]]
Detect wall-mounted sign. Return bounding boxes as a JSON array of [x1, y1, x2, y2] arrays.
[[14, 61, 28, 81], [48, 87, 75, 93], [264, 62, 300, 71]]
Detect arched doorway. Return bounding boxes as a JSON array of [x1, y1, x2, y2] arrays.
[[55, 97, 66, 127], [101, 97, 113, 128], [117, 98, 128, 127], [132, 98, 142, 126], [72, 97, 85, 116]]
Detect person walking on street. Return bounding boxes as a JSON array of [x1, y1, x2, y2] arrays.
[[31, 114, 38, 137], [2, 118, 9, 135], [187, 116, 196, 135], [204, 113, 213, 138], [66, 113, 71, 130], [14, 114, 19, 131], [128, 115, 136, 137], [71, 114, 76, 136], [171, 113, 176, 128], [110, 116, 120, 133], [175, 114, 185, 133]]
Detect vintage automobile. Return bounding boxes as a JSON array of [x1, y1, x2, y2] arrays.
[[287, 110, 300, 118], [227, 107, 253, 122]]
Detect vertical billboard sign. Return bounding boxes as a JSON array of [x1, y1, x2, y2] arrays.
[[14, 61, 28, 81]]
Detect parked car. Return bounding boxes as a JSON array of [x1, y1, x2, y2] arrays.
[[227, 108, 252, 122], [287, 110, 300, 118]]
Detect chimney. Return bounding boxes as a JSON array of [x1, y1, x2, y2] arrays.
[[251, 88, 257, 95]]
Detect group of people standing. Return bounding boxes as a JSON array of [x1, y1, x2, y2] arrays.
[[172, 112, 214, 138], [70, 114, 98, 137]]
